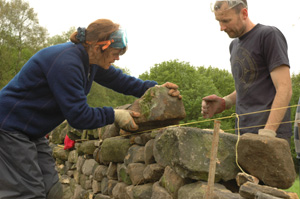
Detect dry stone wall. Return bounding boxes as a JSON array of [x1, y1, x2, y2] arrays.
[[49, 87, 298, 199]]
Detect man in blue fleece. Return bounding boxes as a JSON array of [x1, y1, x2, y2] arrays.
[[0, 19, 181, 199]]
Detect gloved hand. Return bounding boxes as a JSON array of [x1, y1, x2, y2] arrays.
[[258, 129, 276, 137], [114, 109, 140, 131], [201, 95, 233, 118], [160, 82, 182, 100]]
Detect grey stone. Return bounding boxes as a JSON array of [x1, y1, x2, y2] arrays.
[[108, 179, 118, 197], [68, 150, 78, 163], [106, 162, 118, 180], [151, 182, 173, 199], [154, 127, 239, 182], [92, 180, 101, 194], [52, 146, 69, 161], [127, 163, 147, 185], [144, 139, 155, 165], [100, 137, 131, 163], [82, 159, 98, 176], [101, 177, 108, 195], [93, 165, 108, 181], [132, 183, 153, 199], [124, 145, 145, 165], [76, 156, 85, 172], [239, 181, 290, 199], [94, 194, 111, 199], [143, 163, 164, 182], [112, 182, 128, 199], [237, 133, 297, 189], [128, 86, 186, 132], [117, 163, 132, 185], [76, 140, 97, 155], [159, 166, 188, 199]]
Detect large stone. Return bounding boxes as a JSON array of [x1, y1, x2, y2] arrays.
[[106, 162, 118, 180], [100, 137, 131, 163], [153, 127, 240, 182], [117, 163, 132, 185], [132, 183, 153, 199], [143, 163, 165, 182], [53, 146, 69, 161], [144, 139, 155, 165], [82, 159, 98, 176], [68, 150, 78, 163], [99, 124, 120, 140], [159, 166, 188, 199], [178, 181, 240, 199], [151, 182, 173, 199], [127, 163, 147, 185], [50, 120, 68, 144], [112, 182, 128, 199], [128, 86, 186, 132], [93, 165, 108, 181], [76, 140, 97, 155], [239, 181, 291, 199], [124, 145, 145, 165], [237, 133, 297, 189]]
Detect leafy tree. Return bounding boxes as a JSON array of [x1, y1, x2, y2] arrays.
[[0, 0, 48, 88], [291, 73, 300, 121], [47, 27, 76, 46], [87, 66, 136, 108]]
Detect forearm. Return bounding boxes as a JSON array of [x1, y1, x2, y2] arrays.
[[223, 90, 237, 109], [265, 88, 292, 131]]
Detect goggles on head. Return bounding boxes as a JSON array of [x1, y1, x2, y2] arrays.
[[87, 29, 128, 51], [210, 0, 247, 12]]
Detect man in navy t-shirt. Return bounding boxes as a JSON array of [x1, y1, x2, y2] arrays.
[[202, 0, 292, 142]]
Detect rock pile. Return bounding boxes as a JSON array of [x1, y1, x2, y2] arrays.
[[49, 86, 298, 199]]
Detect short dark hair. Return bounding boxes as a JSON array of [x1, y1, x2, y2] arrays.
[[213, 0, 247, 13]]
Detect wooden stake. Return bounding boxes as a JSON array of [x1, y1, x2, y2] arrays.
[[205, 120, 221, 199]]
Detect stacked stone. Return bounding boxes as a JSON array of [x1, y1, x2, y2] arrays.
[[49, 86, 298, 199]]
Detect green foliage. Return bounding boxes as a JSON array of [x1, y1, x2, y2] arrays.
[[0, 0, 48, 88], [47, 27, 76, 46], [87, 66, 137, 108], [291, 73, 300, 121], [283, 174, 300, 196]]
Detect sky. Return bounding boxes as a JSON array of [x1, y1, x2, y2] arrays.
[[26, 0, 300, 77]]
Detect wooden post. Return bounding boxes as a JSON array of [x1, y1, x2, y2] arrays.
[[205, 120, 221, 199]]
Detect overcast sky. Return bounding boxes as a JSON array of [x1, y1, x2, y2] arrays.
[[26, 0, 300, 77]]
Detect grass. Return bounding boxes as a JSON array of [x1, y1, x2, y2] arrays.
[[284, 175, 300, 196]]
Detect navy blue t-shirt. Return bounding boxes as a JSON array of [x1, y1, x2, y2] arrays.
[[229, 24, 292, 138]]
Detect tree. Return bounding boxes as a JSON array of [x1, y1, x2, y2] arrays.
[[0, 0, 48, 88], [47, 27, 76, 46], [87, 65, 136, 108]]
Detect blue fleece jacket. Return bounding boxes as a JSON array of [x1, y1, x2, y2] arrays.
[[0, 42, 157, 138]]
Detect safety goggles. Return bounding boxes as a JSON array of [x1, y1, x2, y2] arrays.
[[210, 0, 247, 12], [87, 29, 128, 51]]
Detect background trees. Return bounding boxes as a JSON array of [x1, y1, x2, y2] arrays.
[[0, 0, 48, 87]]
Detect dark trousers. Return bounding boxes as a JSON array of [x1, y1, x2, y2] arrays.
[[0, 130, 59, 199]]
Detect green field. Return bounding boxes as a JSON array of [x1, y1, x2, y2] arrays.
[[284, 175, 300, 196]]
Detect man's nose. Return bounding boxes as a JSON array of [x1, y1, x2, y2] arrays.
[[220, 23, 226, 31]]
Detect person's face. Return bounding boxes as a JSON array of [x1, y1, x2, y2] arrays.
[[96, 48, 122, 70], [214, 3, 246, 38]]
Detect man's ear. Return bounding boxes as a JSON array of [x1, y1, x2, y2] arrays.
[[241, 8, 248, 19]]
